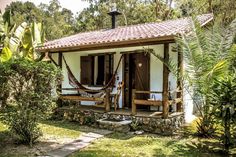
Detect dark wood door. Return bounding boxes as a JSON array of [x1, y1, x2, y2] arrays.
[[123, 52, 150, 108], [80, 56, 94, 85]]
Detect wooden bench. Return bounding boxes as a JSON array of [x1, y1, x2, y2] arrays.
[[60, 88, 111, 112]]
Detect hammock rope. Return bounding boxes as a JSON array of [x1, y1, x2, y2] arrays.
[[62, 54, 123, 96]]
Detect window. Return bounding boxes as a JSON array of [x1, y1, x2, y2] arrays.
[[80, 54, 114, 86]]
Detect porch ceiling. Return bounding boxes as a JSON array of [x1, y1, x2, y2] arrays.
[[38, 13, 213, 53]]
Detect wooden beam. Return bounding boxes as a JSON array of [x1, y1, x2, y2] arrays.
[[60, 95, 104, 101], [48, 53, 58, 66], [61, 88, 103, 93], [120, 49, 153, 54], [88, 52, 116, 56], [135, 90, 162, 94], [39, 37, 175, 53], [177, 46, 183, 112], [162, 43, 170, 118], [134, 99, 162, 106]]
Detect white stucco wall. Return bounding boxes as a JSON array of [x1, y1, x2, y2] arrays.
[[52, 43, 195, 122], [183, 61, 196, 123]]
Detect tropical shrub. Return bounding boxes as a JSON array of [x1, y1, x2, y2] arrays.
[[209, 75, 236, 152], [0, 13, 62, 146], [0, 59, 61, 146]]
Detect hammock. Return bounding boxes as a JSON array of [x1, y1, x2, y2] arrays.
[[62, 54, 123, 97]]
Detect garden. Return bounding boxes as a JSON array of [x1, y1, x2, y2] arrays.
[[0, 0, 236, 156]]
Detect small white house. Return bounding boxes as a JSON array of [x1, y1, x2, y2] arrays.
[[39, 13, 213, 123]]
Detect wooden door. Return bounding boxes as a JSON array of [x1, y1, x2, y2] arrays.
[[80, 56, 94, 85], [123, 52, 150, 108]]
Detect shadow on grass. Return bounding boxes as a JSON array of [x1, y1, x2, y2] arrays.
[[104, 132, 135, 140], [0, 129, 64, 156], [154, 137, 232, 157], [0, 130, 11, 148]]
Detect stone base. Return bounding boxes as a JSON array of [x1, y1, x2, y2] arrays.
[[55, 107, 184, 135], [97, 118, 132, 133]]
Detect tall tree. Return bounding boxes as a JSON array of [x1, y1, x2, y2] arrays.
[[153, 0, 177, 20], [176, 0, 236, 26], [77, 0, 179, 32], [4, 0, 77, 40], [3, 1, 43, 26], [38, 0, 76, 40]]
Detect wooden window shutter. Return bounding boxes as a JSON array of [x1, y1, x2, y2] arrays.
[[80, 56, 94, 85], [104, 54, 114, 84]]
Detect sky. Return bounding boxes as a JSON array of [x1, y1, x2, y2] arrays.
[[0, 0, 90, 14]]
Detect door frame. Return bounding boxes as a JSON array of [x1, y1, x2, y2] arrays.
[[121, 50, 150, 109]]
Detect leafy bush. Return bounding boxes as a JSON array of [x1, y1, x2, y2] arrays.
[[195, 116, 216, 138], [209, 75, 236, 152], [0, 59, 61, 146]]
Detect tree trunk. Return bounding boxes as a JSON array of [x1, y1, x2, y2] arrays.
[[224, 108, 231, 153], [155, 0, 159, 19]]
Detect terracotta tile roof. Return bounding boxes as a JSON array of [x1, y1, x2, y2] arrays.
[[39, 14, 213, 52]]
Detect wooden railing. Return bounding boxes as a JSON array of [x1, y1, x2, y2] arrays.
[[132, 89, 162, 115], [131, 88, 182, 117]]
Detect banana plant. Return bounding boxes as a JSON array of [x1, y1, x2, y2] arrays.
[[0, 12, 15, 62], [0, 12, 45, 62], [20, 22, 45, 60]]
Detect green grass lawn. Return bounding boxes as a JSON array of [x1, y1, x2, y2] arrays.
[[70, 132, 226, 157], [0, 120, 235, 157], [0, 120, 82, 140], [70, 120, 235, 157], [39, 120, 82, 139]]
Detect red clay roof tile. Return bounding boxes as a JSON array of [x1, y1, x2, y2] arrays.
[[40, 14, 213, 52]]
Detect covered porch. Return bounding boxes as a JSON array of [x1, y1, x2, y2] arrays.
[[56, 42, 184, 119]]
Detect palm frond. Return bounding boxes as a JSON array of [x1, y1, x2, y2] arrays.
[[222, 18, 236, 52]]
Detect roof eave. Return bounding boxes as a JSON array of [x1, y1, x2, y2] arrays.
[[38, 35, 176, 53]]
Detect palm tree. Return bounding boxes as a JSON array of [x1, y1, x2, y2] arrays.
[[177, 17, 236, 137]]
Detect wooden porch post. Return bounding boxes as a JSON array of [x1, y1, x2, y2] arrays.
[[177, 47, 183, 112], [162, 43, 170, 118], [105, 88, 111, 112], [58, 52, 63, 90], [58, 52, 63, 68], [58, 52, 63, 106], [132, 89, 136, 115]]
